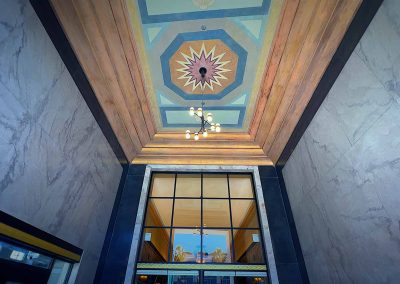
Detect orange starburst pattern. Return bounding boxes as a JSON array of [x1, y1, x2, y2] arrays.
[[176, 43, 231, 92]]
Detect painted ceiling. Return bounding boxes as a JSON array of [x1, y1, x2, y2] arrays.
[[127, 0, 282, 132]]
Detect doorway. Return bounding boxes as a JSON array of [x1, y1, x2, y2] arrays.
[[135, 270, 268, 284]]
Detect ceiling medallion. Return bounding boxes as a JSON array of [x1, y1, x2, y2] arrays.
[[185, 67, 222, 141], [177, 43, 231, 92]]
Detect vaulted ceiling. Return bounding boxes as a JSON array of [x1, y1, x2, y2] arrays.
[[50, 0, 361, 165]]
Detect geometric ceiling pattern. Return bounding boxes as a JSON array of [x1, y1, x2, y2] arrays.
[[51, 0, 361, 165], [127, 0, 280, 131]]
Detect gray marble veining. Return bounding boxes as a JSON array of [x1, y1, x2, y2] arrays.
[[283, 0, 400, 283], [0, 1, 122, 283]]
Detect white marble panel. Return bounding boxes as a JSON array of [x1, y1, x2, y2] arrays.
[[282, 1, 400, 282], [346, 101, 400, 222], [323, 52, 393, 144], [355, 0, 400, 100], [0, 1, 123, 283], [335, 221, 400, 283]]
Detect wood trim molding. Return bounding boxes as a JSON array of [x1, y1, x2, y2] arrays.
[[37, 0, 364, 165]]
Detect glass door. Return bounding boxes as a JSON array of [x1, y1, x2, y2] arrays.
[[135, 270, 268, 284], [136, 270, 199, 284]]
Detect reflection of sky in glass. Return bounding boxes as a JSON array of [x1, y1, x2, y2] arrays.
[[173, 232, 200, 255], [203, 233, 228, 253]]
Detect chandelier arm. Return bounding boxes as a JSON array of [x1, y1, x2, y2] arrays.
[[204, 120, 212, 127]]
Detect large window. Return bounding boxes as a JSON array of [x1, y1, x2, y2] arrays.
[[138, 173, 266, 264]]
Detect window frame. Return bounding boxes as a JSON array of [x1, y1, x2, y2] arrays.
[[139, 172, 266, 265], [124, 165, 278, 284]]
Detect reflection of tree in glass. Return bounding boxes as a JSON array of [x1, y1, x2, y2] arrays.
[[174, 245, 185, 262], [211, 247, 227, 263]]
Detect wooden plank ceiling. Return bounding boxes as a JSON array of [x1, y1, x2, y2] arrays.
[[50, 0, 361, 165]]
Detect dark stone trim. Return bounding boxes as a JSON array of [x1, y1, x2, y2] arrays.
[[275, 166, 309, 284], [95, 164, 147, 284], [0, 211, 83, 256], [29, 0, 127, 164], [277, 0, 384, 167], [94, 164, 129, 283]]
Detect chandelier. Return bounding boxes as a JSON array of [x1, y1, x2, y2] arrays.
[[185, 67, 221, 140]]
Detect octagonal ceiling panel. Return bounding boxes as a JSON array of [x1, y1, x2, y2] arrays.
[[126, 0, 283, 132]]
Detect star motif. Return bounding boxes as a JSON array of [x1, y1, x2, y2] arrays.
[[176, 43, 231, 92]]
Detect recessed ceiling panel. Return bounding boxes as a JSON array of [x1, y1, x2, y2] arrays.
[[127, 0, 283, 132]]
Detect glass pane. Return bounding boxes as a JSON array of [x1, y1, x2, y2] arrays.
[[235, 275, 268, 284], [47, 259, 71, 284], [173, 199, 201, 227], [171, 229, 201, 262], [135, 271, 168, 284], [231, 200, 259, 228], [233, 230, 265, 263], [150, 173, 175, 197], [175, 174, 201, 197], [229, 175, 254, 198], [203, 199, 231, 227], [203, 174, 228, 198], [139, 228, 170, 262], [145, 199, 173, 227], [203, 229, 232, 263], [203, 271, 235, 284], [169, 271, 199, 284]]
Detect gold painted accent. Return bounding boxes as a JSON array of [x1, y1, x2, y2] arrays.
[[0, 223, 81, 262], [137, 262, 267, 271]]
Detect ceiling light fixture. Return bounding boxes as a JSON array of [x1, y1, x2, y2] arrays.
[[185, 67, 221, 140]]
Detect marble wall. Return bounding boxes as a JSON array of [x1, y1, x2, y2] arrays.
[[0, 0, 123, 283], [282, 0, 400, 283]]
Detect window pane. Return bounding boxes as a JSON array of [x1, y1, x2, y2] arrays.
[[235, 275, 268, 284], [203, 174, 228, 198], [229, 175, 254, 198], [203, 229, 232, 263], [169, 271, 199, 284], [135, 271, 168, 284], [203, 199, 231, 227], [47, 259, 71, 284], [173, 199, 201, 227], [145, 199, 173, 227], [175, 174, 201, 197], [231, 200, 259, 228], [150, 173, 175, 197], [233, 230, 265, 263], [171, 229, 201, 262], [139, 228, 170, 262]]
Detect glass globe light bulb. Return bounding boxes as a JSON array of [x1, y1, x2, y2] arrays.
[[185, 130, 190, 139], [206, 113, 213, 122], [216, 123, 221, 133], [210, 123, 215, 131], [203, 130, 208, 137], [194, 132, 199, 141], [197, 107, 203, 117], [189, 107, 195, 116]]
